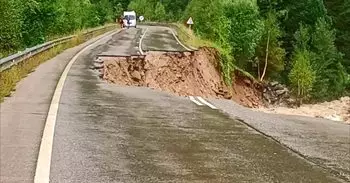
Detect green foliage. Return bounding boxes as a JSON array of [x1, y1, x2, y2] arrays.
[[310, 18, 346, 100], [0, 0, 22, 57], [289, 24, 315, 101], [225, 0, 264, 69], [182, 0, 235, 83], [128, 0, 153, 20], [162, 0, 190, 20], [289, 50, 315, 102], [1, 0, 349, 101], [154, 2, 166, 22], [114, 3, 124, 18], [256, 11, 285, 79], [0, 0, 122, 57], [183, 0, 230, 46], [324, 0, 350, 77]]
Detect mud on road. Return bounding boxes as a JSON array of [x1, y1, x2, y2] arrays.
[[99, 47, 263, 108]]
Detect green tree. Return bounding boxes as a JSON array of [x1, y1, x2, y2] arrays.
[[225, 0, 264, 70], [310, 18, 346, 100], [154, 2, 166, 22], [324, 0, 350, 79], [289, 50, 315, 103], [289, 24, 315, 102], [114, 2, 124, 17], [182, 0, 234, 83], [128, 0, 153, 21], [0, 0, 22, 57], [256, 11, 285, 81]]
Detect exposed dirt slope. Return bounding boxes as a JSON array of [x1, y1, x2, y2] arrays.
[[101, 47, 263, 107]]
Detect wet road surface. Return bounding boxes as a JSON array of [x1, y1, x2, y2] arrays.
[[141, 26, 188, 52], [50, 27, 343, 182], [0, 26, 348, 183], [0, 31, 117, 182]]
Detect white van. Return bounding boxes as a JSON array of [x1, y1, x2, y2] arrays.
[[123, 11, 137, 28]]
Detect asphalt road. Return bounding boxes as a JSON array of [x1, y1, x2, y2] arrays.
[[1, 26, 349, 183]]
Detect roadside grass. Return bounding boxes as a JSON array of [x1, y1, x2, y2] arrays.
[[0, 25, 117, 102], [172, 23, 213, 49], [173, 23, 259, 84]]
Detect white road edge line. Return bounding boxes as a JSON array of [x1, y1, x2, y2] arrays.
[[34, 29, 121, 183], [189, 96, 204, 106], [168, 28, 192, 51], [196, 97, 217, 109], [139, 28, 148, 55]]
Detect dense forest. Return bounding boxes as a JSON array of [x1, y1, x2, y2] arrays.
[[1, 0, 349, 102], [129, 0, 350, 102]]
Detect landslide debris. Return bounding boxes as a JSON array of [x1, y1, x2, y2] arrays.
[[98, 47, 263, 107], [258, 96, 350, 123]]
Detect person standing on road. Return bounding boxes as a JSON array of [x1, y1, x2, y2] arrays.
[[118, 15, 124, 29], [126, 16, 131, 29]]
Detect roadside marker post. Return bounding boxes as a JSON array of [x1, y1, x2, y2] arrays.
[[139, 16, 144, 22], [187, 17, 194, 29]]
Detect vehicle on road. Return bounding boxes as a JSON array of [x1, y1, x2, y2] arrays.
[[123, 11, 137, 28]]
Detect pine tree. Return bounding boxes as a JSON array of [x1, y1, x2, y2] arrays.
[[289, 24, 315, 103], [310, 18, 346, 100]]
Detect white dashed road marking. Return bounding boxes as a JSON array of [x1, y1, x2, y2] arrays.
[[189, 96, 203, 106], [189, 96, 217, 109], [196, 97, 218, 109]]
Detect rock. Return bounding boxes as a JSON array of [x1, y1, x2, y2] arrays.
[[275, 89, 287, 96], [274, 84, 284, 90], [140, 71, 145, 77], [286, 98, 297, 106], [224, 92, 232, 99], [94, 58, 104, 64], [218, 86, 224, 93], [243, 79, 252, 86], [247, 103, 253, 108], [144, 63, 151, 70], [131, 71, 142, 81], [93, 63, 103, 69], [270, 97, 279, 103], [263, 93, 270, 100], [184, 52, 191, 57], [269, 81, 279, 87], [176, 73, 182, 78]]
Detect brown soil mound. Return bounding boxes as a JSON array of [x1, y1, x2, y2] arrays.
[[101, 47, 263, 107]]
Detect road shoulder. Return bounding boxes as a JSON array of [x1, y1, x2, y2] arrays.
[[210, 98, 350, 182], [0, 29, 118, 182]]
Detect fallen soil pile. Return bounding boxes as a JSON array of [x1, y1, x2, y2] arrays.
[[258, 96, 350, 123], [100, 47, 263, 107]]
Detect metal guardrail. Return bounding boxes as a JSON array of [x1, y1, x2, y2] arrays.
[[0, 25, 116, 72]]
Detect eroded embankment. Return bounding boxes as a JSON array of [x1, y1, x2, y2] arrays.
[[99, 47, 263, 107]]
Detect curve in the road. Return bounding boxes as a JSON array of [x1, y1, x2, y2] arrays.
[[168, 27, 192, 51], [138, 28, 148, 55]]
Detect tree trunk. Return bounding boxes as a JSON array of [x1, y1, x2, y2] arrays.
[[260, 31, 270, 81]]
